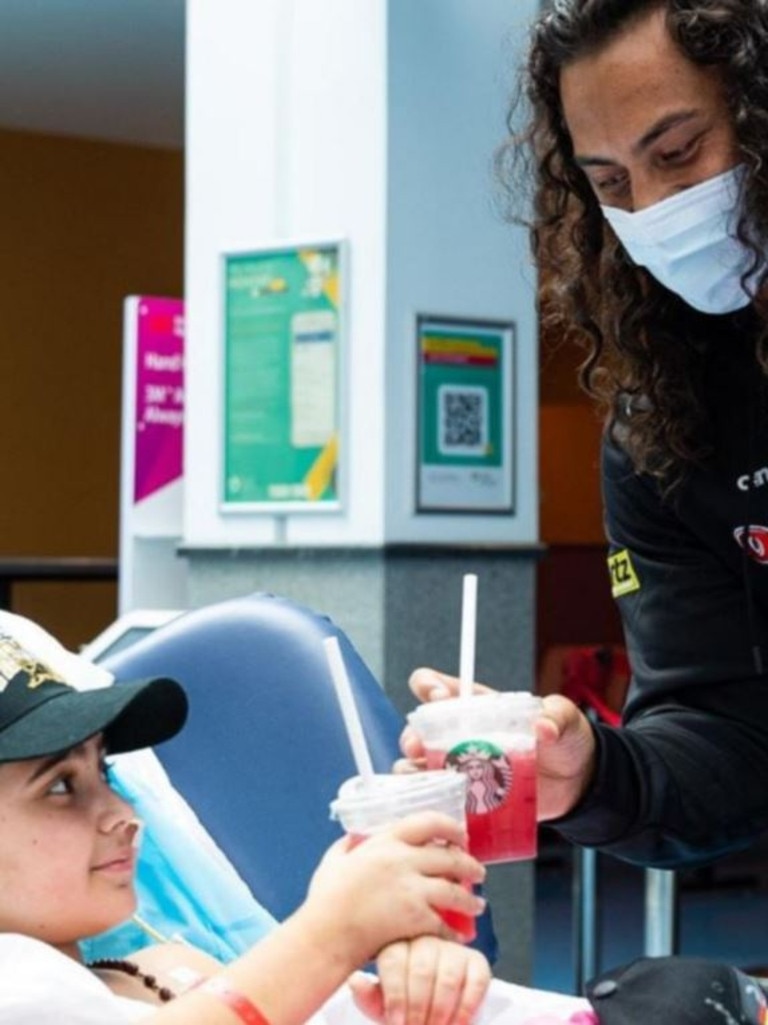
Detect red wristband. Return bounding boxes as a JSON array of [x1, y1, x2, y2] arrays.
[[197, 976, 271, 1025]]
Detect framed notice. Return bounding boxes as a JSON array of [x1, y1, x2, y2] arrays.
[[222, 241, 345, 511], [416, 315, 515, 514]]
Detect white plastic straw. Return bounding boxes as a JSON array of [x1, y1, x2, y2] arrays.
[[323, 635, 375, 783], [459, 573, 478, 699]]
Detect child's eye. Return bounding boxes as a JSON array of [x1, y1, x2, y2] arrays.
[[100, 759, 115, 784], [47, 774, 74, 797]]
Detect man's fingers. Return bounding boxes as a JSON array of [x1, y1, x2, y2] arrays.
[[409, 668, 457, 702], [393, 754, 427, 774], [399, 727, 427, 761], [409, 668, 496, 703]]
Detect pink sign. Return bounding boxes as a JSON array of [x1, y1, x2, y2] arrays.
[[134, 297, 185, 503]]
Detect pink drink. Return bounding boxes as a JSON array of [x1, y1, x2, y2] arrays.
[[436, 900, 477, 942], [425, 746, 538, 864], [331, 772, 476, 943], [408, 693, 542, 865], [348, 832, 476, 941]]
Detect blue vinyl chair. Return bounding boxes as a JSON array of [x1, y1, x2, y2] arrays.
[[103, 592, 497, 961]]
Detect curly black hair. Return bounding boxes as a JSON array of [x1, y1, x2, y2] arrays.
[[499, 0, 768, 481]]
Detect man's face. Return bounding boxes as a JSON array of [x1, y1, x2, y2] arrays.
[[559, 7, 739, 212]]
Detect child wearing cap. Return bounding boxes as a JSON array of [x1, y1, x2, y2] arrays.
[[0, 611, 490, 1025], [3, 611, 765, 1025]]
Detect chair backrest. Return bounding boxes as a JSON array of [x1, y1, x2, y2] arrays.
[[104, 591, 499, 965], [103, 592, 403, 923]]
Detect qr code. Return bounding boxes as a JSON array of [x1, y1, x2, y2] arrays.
[[438, 385, 488, 456]]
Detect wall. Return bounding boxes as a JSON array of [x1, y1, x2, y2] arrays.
[[537, 328, 624, 663], [0, 128, 183, 648], [384, 0, 539, 544], [184, 0, 389, 549]]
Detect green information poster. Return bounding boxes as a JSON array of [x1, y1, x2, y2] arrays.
[[223, 242, 343, 509], [417, 316, 514, 513]]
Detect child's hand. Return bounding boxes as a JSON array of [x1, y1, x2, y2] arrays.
[[349, 936, 491, 1025], [306, 812, 486, 964]]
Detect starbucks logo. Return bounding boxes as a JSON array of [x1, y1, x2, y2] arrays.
[[447, 740, 511, 814]]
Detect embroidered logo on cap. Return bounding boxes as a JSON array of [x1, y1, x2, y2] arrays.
[[0, 635, 63, 693], [608, 549, 640, 598]]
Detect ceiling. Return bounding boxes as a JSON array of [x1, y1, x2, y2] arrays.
[[0, 0, 185, 149]]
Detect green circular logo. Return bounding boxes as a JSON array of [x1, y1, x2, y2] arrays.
[[446, 740, 511, 813]]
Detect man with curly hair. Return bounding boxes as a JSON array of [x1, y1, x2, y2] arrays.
[[403, 0, 768, 870]]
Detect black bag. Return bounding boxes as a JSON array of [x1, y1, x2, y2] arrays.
[[586, 955, 768, 1024]]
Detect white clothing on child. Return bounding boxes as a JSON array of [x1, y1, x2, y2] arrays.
[[0, 933, 595, 1025], [0, 614, 598, 1025]]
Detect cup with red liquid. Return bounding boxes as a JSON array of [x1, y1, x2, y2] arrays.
[[329, 770, 477, 942], [407, 692, 543, 865]]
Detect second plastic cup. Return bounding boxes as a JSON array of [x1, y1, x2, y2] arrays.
[[329, 770, 476, 941], [407, 692, 543, 865]]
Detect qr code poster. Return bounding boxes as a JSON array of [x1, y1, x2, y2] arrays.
[[437, 385, 489, 456], [417, 317, 514, 513]]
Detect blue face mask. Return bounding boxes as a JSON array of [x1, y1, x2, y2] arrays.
[[601, 166, 761, 315]]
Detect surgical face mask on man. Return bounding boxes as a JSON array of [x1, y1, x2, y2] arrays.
[[601, 166, 761, 315]]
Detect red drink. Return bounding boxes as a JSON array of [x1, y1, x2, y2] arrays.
[[408, 693, 543, 866], [425, 745, 538, 864], [437, 903, 477, 942], [348, 832, 477, 942]]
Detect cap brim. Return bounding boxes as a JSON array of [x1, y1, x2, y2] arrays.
[[0, 677, 188, 762]]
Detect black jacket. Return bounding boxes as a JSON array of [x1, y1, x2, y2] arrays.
[[554, 309, 768, 868]]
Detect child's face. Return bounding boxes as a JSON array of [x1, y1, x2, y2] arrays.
[[0, 734, 139, 958]]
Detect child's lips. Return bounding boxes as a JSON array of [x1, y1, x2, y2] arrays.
[[92, 849, 136, 873]]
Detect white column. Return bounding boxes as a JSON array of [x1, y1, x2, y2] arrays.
[[184, 0, 538, 550], [185, 0, 387, 547]]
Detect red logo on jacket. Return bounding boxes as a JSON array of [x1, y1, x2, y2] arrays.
[[734, 525, 768, 563]]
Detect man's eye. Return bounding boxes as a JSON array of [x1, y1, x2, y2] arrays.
[[660, 144, 693, 164], [593, 172, 629, 197], [658, 134, 701, 165]]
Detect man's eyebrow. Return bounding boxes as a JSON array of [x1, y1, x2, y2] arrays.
[[632, 110, 700, 156], [574, 110, 701, 168]]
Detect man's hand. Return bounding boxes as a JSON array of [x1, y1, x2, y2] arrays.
[[397, 668, 597, 821]]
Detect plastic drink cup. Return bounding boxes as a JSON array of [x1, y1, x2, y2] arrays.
[[407, 692, 543, 865], [329, 771, 476, 941]]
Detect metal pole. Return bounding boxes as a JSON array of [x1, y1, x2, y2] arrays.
[[643, 868, 678, 956], [573, 844, 600, 993]]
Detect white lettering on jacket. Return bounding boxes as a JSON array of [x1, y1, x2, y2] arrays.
[[737, 466, 768, 491]]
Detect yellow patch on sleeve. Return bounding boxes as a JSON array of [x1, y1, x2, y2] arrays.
[[608, 549, 640, 598]]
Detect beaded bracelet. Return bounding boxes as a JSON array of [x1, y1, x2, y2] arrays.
[[196, 976, 271, 1025]]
